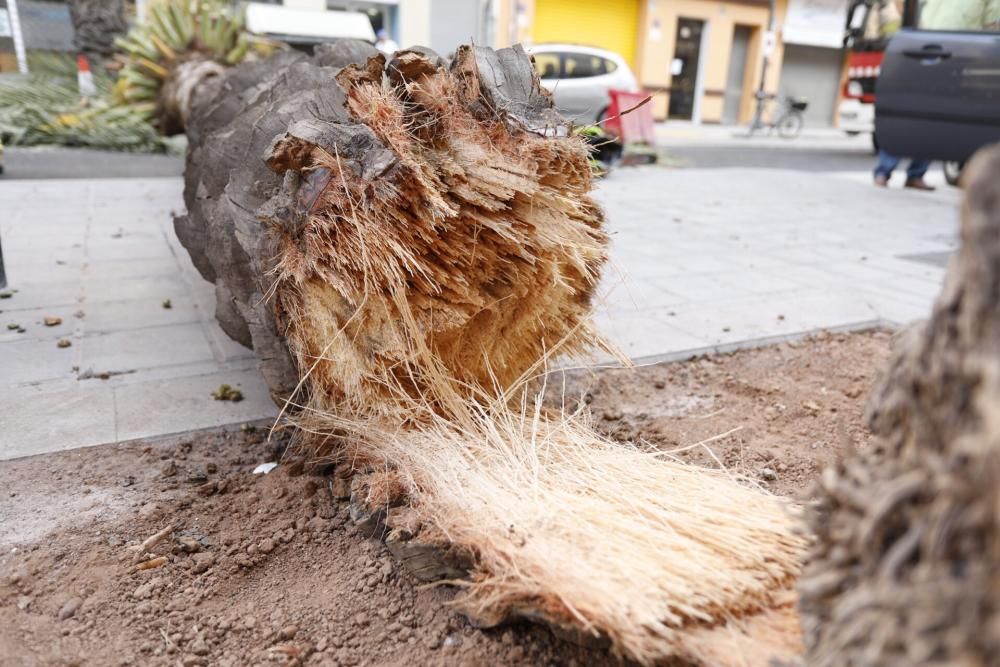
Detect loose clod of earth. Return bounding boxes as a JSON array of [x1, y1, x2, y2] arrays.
[[211, 384, 243, 402], [0, 292, 12, 299], [56, 339, 72, 349], [162, 299, 172, 309], [44, 316, 62, 327], [6, 323, 18, 330]]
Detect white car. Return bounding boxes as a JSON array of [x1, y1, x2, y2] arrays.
[[527, 44, 639, 125]]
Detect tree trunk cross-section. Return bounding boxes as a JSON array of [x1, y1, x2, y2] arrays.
[[175, 41, 578, 404]]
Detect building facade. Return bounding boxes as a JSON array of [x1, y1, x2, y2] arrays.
[[495, 0, 848, 126], [329, 0, 493, 57]]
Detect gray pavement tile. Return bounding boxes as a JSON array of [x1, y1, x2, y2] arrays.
[[84, 237, 174, 262], [113, 369, 277, 443], [0, 306, 84, 342], [84, 257, 181, 280], [0, 337, 80, 385], [665, 292, 880, 346], [650, 274, 749, 303], [0, 282, 82, 310], [0, 384, 116, 459], [0, 260, 83, 285], [81, 274, 189, 304], [712, 271, 805, 295], [857, 288, 934, 326], [596, 278, 686, 314], [595, 310, 711, 360], [79, 323, 216, 373], [203, 321, 257, 363], [79, 295, 200, 333]]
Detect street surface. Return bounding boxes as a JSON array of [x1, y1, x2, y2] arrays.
[[0, 128, 960, 458], [3, 146, 184, 180]]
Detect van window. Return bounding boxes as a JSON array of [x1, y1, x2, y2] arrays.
[[532, 52, 561, 79], [918, 0, 1000, 32]]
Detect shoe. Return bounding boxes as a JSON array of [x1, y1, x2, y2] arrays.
[[874, 174, 889, 187], [905, 178, 936, 191]]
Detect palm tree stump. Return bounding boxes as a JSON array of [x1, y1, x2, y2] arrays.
[[801, 145, 1000, 666]]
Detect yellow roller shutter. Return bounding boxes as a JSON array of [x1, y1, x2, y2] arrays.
[[532, 0, 640, 67]]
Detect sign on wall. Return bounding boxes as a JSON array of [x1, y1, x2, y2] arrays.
[[783, 0, 850, 49]]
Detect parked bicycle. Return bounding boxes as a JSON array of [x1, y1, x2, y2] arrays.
[[748, 94, 809, 139]]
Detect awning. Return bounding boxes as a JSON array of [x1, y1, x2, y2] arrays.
[[782, 0, 850, 49], [245, 3, 376, 44]]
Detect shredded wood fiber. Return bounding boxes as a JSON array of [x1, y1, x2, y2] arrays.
[[182, 42, 806, 665]]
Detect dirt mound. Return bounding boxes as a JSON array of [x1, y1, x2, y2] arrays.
[[0, 332, 892, 666], [0, 428, 603, 667]]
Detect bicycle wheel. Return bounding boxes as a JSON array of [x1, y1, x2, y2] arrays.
[[777, 112, 803, 139]]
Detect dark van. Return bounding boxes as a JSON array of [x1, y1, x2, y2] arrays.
[[875, 0, 1000, 184]]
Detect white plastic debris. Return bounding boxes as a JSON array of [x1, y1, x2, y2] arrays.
[[252, 462, 278, 475]]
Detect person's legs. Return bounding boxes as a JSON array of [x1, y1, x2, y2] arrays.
[[905, 159, 935, 190], [874, 150, 901, 185], [905, 159, 930, 180]]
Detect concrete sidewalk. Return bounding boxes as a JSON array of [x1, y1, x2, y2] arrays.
[[591, 166, 957, 361], [0, 168, 959, 459], [0, 178, 276, 460]]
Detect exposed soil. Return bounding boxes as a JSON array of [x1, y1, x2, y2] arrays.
[[551, 329, 894, 498], [0, 331, 893, 666]]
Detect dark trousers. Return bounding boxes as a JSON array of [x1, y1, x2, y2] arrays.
[[875, 150, 930, 180]]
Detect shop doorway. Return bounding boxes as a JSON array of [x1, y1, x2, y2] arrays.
[[722, 25, 752, 125], [668, 18, 705, 120]]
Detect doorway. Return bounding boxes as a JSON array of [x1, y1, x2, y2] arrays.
[[779, 43, 844, 126], [722, 26, 752, 125], [668, 18, 705, 120]]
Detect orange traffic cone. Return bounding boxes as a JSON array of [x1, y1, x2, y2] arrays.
[[77, 54, 96, 97]]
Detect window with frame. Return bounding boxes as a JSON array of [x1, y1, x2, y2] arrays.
[[918, 0, 1000, 31], [532, 52, 561, 79], [562, 53, 613, 79]]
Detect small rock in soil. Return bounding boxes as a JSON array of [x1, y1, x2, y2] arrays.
[[58, 597, 83, 620], [190, 552, 215, 574]]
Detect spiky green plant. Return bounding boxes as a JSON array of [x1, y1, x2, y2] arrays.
[[0, 53, 164, 152], [113, 0, 276, 133]]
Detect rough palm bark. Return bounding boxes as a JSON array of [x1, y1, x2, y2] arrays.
[[800, 145, 1000, 666], [69, 0, 127, 60], [174, 40, 384, 400]]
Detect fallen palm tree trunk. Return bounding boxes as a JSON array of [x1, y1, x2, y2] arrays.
[[176, 42, 806, 665], [800, 146, 1000, 665]]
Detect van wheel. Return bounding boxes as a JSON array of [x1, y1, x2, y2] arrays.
[[596, 106, 610, 126], [943, 161, 964, 187]]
